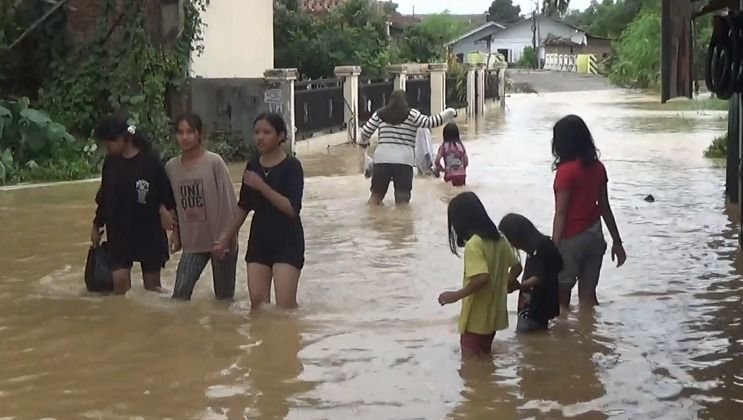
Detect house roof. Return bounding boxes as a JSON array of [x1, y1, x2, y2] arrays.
[[511, 14, 606, 41], [541, 34, 581, 47], [446, 21, 506, 46], [301, 0, 346, 13]]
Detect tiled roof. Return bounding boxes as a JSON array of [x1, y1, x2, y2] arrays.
[[301, 0, 346, 12]]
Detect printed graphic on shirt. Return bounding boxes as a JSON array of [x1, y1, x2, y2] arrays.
[[135, 179, 150, 204], [517, 290, 532, 318], [178, 179, 206, 223]]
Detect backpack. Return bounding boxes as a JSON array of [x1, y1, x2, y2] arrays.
[[84, 242, 114, 292]]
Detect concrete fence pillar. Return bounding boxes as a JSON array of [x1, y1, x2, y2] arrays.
[[264, 68, 298, 155], [386, 64, 408, 91], [465, 64, 476, 117], [334, 65, 362, 143], [428, 63, 447, 115], [476, 64, 486, 115]]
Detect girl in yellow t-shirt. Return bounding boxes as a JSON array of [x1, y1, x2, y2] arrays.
[[438, 192, 523, 359]]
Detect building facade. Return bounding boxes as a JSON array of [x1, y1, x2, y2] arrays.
[[190, 0, 274, 78], [448, 15, 611, 65]]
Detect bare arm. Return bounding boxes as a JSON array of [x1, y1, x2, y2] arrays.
[[599, 184, 622, 245], [552, 190, 571, 243], [258, 185, 297, 218], [414, 108, 457, 129], [521, 275, 542, 290], [506, 261, 524, 292], [434, 144, 445, 171], [221, 207, 249, 243], [449, 274, 490, 301]]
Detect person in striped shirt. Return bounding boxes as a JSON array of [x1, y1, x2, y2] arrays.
[[359, 90, 456, 205]]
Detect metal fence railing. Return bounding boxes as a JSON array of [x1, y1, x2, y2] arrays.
[[294, 78, 345, 138], [406, 77, 431, 115], [358, 78, 394, 123], [446, 76, 467, 109]]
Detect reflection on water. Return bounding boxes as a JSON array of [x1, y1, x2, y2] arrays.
[[0, 89, 740, 419]]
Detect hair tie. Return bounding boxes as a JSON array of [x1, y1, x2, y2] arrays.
[[127, 125, 136, 135]]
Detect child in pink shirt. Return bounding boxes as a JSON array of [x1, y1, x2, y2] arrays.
[[435, 123, 468, 186]]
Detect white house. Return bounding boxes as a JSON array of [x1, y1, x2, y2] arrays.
[[446, 21, 506, 60], [448, 15, 599, 65], [190, 0, 274, 78]]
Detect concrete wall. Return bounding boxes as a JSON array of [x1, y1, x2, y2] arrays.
[[191, 0, 274, 78], [490, 17, 584, 64], [189, 78, 268, 145]]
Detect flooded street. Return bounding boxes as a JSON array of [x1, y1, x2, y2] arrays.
[[1, 89, 740, 419]]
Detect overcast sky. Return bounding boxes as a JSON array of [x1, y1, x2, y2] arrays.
[[392, 0, 593, 15]]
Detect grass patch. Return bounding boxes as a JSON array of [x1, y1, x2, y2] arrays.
[[618, 96, 729, 111], [704, 132, 727, 159]]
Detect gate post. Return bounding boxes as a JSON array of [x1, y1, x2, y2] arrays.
[[466, 63, 476, 117], [334, 65, 362, 144], [386, 64, 409, 91], [264, 68, 298, 155], [476, 63, 486, 115], [428, 63, 447, 115]]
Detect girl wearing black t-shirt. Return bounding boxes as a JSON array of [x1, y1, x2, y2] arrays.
[[91, 116, 176, 295], [215, 113, 304, 309], [499, 213, 564, 332]]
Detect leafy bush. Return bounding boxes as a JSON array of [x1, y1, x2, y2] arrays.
[[609, 11, 661, 88], [208, 132, 259, 163], [704, 132, 727, 159], [516, 46, 538, 69], [0, 97, 97, 184]]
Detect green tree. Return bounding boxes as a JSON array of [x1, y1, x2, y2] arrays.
[[397, 14, 472, 63], [487, 0, 522, 24], [274, 0, 393, 78], [609, 10, 660, 88]]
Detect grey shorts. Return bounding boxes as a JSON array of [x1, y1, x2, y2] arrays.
[[172, 249, 238, 300], [558, 221, 607, 291]]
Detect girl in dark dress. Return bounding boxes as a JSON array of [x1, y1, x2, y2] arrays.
[[214, 113, 304, 309], [499, 213, 564, 332], [90, 116, 176, 295]]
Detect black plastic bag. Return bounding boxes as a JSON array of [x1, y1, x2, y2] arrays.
[[84, 242, 114, 292]]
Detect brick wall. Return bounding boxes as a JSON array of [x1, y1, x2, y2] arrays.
[[65, 0, 163, 46]]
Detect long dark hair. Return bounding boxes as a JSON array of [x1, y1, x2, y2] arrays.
[[498, 213, 542, 251], [94, 116, 152, 153], [254, 112, 288, 143], [448, 191, 501, 255], [377, 90, 411, 125], [551, 114, 599, 169], [443, 123, 462, 144], [174, 113, 204, 142]]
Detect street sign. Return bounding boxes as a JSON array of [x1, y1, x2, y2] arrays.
[[264, 89, 283, 105]]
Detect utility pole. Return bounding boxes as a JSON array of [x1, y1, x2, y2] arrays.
[[531, 11, 537, 68], [531, 0, 541, 69]]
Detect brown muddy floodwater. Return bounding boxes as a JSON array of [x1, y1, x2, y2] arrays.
[[0, 90, 739, 420]]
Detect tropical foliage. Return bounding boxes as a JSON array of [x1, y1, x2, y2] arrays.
[[275, 0, 473, 78], [0, 0, 207, 184]]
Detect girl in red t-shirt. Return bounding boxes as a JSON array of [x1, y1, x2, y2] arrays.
[[551, 115, 626, 312]]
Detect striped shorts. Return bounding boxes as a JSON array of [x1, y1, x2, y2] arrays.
[[172, 250, 238, 300]]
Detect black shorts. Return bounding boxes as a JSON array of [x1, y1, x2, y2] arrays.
[[246, 227, 305, 270], [109, 256, 166, 273], [370, 163, 413, 198]]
